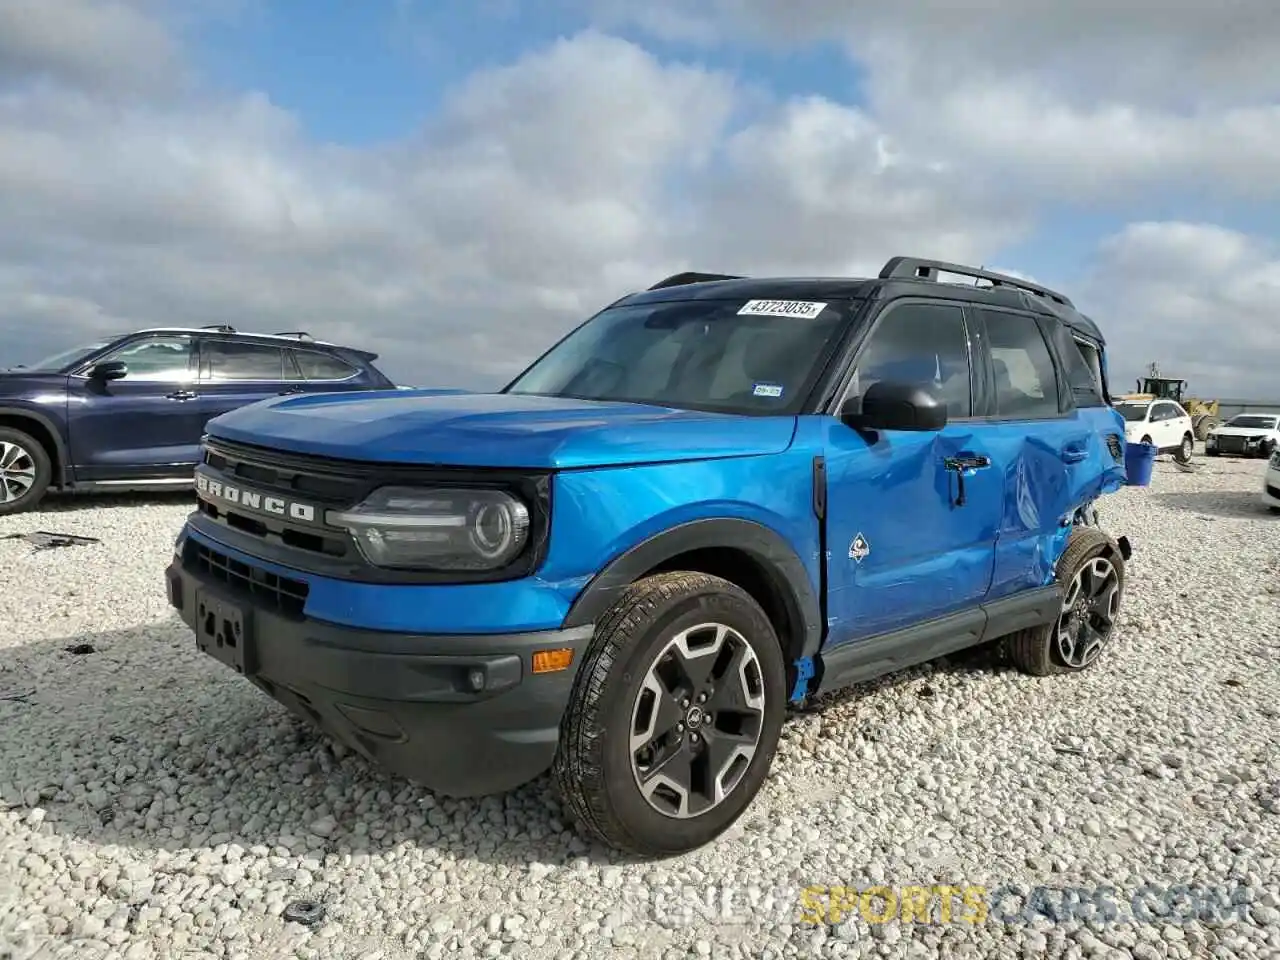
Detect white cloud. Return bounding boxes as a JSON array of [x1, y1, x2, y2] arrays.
[[0, 11, 1029, 387], [0, 0, 183, 95], [0, 0, 1275, 400], [1082, 222, 1280, 399], [587, 0, 1280, 206]]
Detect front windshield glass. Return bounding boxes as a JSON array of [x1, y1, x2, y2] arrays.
[[1227, 415, 1278, 429], [1115, 403, 1149, 422], [19, 340, 113, 372], [504, 298, 847, 414]]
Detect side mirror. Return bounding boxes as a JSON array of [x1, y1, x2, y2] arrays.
[[87, 360, 128, 381], [841, 380, 948, 432]]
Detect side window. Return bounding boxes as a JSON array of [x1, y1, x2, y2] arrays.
[[847, 302, 972, 417], [99, 336, 194, 381], [976, 309, 1061, 419], [1150, 403, 1168, 422], [201, 340, 286, 381], [294, 350, 359, 381], [1049, 323, 1104, 407]]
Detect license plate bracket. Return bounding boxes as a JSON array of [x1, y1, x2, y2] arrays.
[[194, 591, 256, 676]]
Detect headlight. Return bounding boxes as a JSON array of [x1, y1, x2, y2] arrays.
[[327, 487, 532, 571]]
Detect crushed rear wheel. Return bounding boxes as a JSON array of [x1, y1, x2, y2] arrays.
[[1004, 527, 1126, 677], [553, 571, 786, 857]]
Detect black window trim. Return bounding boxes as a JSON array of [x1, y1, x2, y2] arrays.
[[288, 346, 362, 383], [68, 332, 198, 381], [197, 336, 289, 383], [828, 295, 982, 423], [967, 304, 1074, 424]]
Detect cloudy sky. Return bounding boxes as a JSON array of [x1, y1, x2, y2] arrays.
[[1, 0, 1278, 398]]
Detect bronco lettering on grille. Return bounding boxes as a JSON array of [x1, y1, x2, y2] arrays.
[[195, 471, 318, 523]]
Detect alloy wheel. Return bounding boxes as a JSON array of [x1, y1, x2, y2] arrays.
[[1056, 557, 1120, 668], [629, 622, 766, 819], [0, 441, 37, 504]]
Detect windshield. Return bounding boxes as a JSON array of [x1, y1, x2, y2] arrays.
[[504, 298, 848, 414], [15, 339, 114, 373], [1115, 403, 1149, 422], [1227, 415, 1278, 429]]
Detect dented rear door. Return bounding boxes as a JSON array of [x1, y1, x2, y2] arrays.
[[968, 306, 1126, 601]]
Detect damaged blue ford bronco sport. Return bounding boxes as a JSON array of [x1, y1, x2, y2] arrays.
[[166, 256, 1133, 857]]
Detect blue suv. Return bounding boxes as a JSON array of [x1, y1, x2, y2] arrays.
[[0, 326, 394, 514], [165, 257, 1133, 857]]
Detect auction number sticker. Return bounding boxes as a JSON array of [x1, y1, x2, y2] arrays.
[[737, 299, 827, 319]]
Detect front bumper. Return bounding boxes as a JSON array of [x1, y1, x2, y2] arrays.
[[1208, 435, 1275, 457], [165, 549, 594, 798]]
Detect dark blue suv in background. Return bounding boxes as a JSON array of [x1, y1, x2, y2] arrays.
[[0, 326, 394, 514]]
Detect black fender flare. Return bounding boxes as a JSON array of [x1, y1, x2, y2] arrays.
[[0, 405, 70, 486], [561, 517, 825, 660]]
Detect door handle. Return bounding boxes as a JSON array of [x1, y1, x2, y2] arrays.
[[277, 388, 304, 395], [166, 390, 198, 401], [943, 454, 991, 507], [1062, 445, 1088, 463]]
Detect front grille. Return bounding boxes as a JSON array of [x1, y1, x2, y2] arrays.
[[193, 435, 553, 584], [1216, 435, 1249, 454], [197, 439, 363, 560], [184, 539, 309, 617]]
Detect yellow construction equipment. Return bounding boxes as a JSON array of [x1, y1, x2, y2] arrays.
[[1116, 361, 1221, 440]]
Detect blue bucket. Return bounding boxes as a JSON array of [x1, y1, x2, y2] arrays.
[[1124, 441, 1158, 486]]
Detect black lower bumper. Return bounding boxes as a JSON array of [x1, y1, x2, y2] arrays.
[[165, 557, 593, 798]]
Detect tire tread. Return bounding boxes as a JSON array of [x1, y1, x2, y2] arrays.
[[552, 570, 773, 856]]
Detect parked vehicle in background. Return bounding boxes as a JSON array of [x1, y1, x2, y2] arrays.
[[166, 255, 1132, 857], [0, 326, 394, 515], [1205, 412, 1280, 458], [1114, 397, 1195, 463], [1263, 449, 1280, 514]]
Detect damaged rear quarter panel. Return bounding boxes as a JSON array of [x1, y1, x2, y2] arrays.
[[987, 407, 1127, 600]]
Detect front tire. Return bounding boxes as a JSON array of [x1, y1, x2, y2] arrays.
[[1004, 527, 1126, 677], [0, 427, 52, 516], [553, 571, 787, 857]]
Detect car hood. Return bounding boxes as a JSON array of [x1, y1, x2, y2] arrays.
[[0, 371, 69, 398], [205, 390, 799, 469]]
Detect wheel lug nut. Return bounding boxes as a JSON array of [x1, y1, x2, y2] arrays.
[[681, 698, 690, 708], [698, 692, 707, 702], [677, 723, 684, 732]]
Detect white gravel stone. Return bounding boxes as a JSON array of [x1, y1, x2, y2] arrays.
[[2, 454, 1280, 959]]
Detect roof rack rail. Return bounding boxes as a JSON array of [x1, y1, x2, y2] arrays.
[[274, 330, 314, 341], [201, 324, 236, 333], [648, 271, 744, 290], [879, 256, 1073, 307]]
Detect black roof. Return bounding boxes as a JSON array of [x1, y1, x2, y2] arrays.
[[621, 256, 1106, 346]]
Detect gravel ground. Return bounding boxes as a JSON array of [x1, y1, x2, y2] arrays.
[[2, 450, 1279, 960]]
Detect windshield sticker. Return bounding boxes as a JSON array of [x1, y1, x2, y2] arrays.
[[752, 383, 784, 398], [737, 299, 827, 319]]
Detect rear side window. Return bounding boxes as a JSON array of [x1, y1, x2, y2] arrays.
[[294, 350, 358, 381], [1049, 323, 1105, 407], [976, 309, 1061, 419], [201, 340, 286, 381]]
